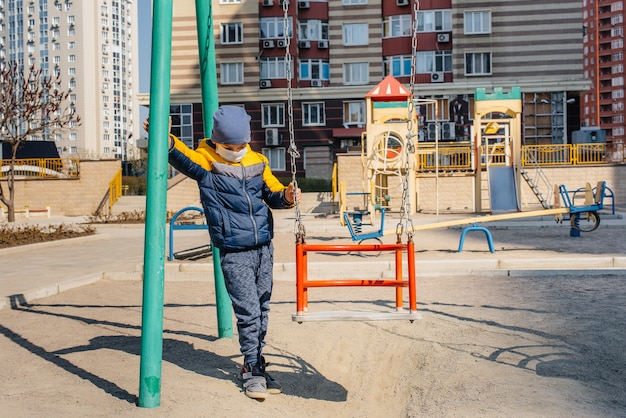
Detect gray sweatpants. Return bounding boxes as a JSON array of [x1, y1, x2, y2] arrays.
[[220, 242, 274, 366]]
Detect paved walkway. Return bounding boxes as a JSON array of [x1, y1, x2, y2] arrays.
[[1, 203, 625, 310]]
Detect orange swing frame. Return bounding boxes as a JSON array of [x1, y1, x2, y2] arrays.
[[292, 237, 420, 322]]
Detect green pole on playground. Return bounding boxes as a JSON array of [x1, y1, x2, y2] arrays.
[[195, 0, 233, 339], [138, 0, 173, 408]]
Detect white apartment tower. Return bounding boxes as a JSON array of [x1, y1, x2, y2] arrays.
[[0, 0, 140, 160]]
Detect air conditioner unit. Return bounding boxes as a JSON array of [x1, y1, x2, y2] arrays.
[[430, 72, 444, 83], [317, 40, 328, 49], [441, 122, 456, 140], [396, 0, 410, 5], [265, 128, 280, 146], [260, 79, 272, 89], [311, 79, 323, 87], [262, 0, 273, 6], [427, 122, 438, 140], [276, 39, 287, 48], [298, 1, 310, 8], [299, 40, 311, 49], [437, 32, 450, 43], [262, 40, 275, 48]]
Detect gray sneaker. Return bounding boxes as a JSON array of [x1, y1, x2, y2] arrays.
[[261, 356, 282, 394], [241, 363, 268, 400]]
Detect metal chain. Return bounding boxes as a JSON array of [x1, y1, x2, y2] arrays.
[[283, 1, 305, 241], [396, 0, 420, 240]]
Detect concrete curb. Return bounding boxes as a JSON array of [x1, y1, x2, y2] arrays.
[[4, 257, 625, 310], [0, 273, 102, 311]]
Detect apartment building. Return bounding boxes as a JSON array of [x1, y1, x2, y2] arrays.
[[0, 0, 140, 161], [159, 0, 588, 179], [582, 0, 625, 147]]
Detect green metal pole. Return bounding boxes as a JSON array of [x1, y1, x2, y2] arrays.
[[195, 0, 233, 339], [138, 0, 173, 408]]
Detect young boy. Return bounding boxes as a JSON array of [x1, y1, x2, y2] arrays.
[[146, 106, 300, 399]]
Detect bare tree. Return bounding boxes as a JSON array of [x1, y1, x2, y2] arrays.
[[0, 62, 80, 222]]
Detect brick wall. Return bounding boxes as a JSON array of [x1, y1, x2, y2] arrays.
[[5, 157, 623, 218], [1, 160, 120, 216], [337, 154, 626, 213], [165, 174, 201, 212]]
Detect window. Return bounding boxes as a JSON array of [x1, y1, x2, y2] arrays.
[[343, 62, 368, 84], [465, 52, 491, 75], [68, 54, 76, 62], [220, 62, 243, 84], [343, 101, 366, 126], [170, 104, 194, 148], [260, 57, 290, 79], [262, 148, 286, 171], [302, 102, 325, 126], [69, 133, 77, 141], [299, 59, 330, 80], [343, 23, 368, 45], [260, 17, 292, 39], [298, 19, 329, 41], [383, 15, 412, 38], [262, 103, 285, 127], [68, 41, 75, 49], [68, 67, 76, 75], [383, 55, 412, 77], [414, 51, 452, 73], [221, 22, 243, 44], [417, 10, 452, 32], [464, 11, 491, 34]]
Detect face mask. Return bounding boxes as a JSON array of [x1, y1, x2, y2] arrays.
[[216, 144, 247, 162]]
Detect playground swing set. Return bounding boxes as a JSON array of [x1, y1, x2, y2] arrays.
[[140, 0, 612, 408]]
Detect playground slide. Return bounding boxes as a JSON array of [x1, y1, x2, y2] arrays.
[[488, 166, 520, 212]]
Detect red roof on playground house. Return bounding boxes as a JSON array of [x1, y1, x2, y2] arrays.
[[365, 76, 411, 101]]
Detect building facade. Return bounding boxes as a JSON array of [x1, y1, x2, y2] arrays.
[[582, 0, 625, 148], [147, 0, 589, 179], [0, 0, 140, 160]]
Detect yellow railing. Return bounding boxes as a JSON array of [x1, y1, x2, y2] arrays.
[[416, 143, 608, 171], [109, 168, 123, 211], [416, 145, 472, 170], [522, 145, 572, 166], [0, 158, 80, 178], [573, 143, 606, 165]]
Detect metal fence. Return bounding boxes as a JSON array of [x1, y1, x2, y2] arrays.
[[417, 143, 609, 172], [0, 158, 80, 178]]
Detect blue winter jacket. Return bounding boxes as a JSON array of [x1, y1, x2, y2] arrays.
[[167, 135, 292, 252]]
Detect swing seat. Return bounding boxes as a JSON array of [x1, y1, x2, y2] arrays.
[[344, 208, 385, 241], [292, 240, 420, 323], [292, 310, 421, 323]]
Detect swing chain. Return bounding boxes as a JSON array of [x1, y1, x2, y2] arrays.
[[396, 0, 420, 241], [283, 0, 305, 241]]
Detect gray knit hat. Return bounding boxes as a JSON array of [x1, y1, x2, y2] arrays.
[[211, 106, 251, 144]]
